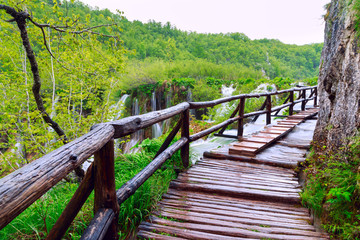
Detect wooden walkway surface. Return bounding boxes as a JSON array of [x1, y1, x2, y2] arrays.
[[137, 108, 329, 240]]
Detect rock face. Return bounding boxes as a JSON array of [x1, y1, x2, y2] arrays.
[[314, 0, 360, 150]]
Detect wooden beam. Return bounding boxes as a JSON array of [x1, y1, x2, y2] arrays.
[[301, 90, 306, 111], [116, 138, 188, 205], [46, 164, 95, 240], [213, 133, 238, 139], [94, 139, 119, 240], [0, 124, 114, 230], [237, 98, 245, 138], [266, 95, 271, 125], [289, 90, 294, 115], [181, 109, 190, 168], [80, 208, 115, 240], [104, 102, 189, 139], [154, 118, 182, 158]]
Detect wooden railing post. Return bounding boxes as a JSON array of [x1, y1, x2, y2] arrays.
[[314, 87, 318, 107], [289, 91, 294, 116], [266, 95, 271, 125], [237, 98, 245, 139], [46, 164, 95, 240], [301, 89, 306, 111], [94, 139, 119, 240], [181, 109, 190, 168]]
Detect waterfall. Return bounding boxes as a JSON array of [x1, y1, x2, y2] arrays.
[[187, 88, 196, 116], [112, 94, 129, 121], [123, 98, 142, 153], [212, 84, 236, 122], [151, 91, 163, 138], [163, 89, 172, 131]]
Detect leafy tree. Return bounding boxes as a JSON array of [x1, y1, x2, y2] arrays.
[[0, 0, 126, 176]]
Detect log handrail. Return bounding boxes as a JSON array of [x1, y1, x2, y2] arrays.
[[0, 85, 317, 239]]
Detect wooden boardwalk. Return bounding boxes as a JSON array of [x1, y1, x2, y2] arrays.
[[137, 108, 329, 240]]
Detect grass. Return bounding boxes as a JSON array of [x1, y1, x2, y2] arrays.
[[301, 135, 360, 239], [0, 135, 183, 239]]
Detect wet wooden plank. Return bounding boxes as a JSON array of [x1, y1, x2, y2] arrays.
[[191, 161, 294, 174], [160, 198, 308, 220], [192, 161, 297, 176], [169, 181, 301, 204], [147, 216, 327, 240], [242, 137, 273, 143], [173, 177, 301, 193], [159, 203, 308, 226], [156, 207, 315, 231], [152, 212, 328, 238], [187, 166, 298, 182], [162, 191, 308, 215], [178, 172, 300, 189], [198, 158, 297, 173], [137, 230, 186, 240], [229, 147, 257, 156], [139, 221, 247, 240], [232, 141, 265, 149]]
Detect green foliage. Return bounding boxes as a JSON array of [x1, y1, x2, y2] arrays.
[[172, 77, 196, 89], [301, 135, 360, 239], [118, 18, 323, 80], [0, 0, 127, 176], [192, 79, 222, 102], [0, 136, 182, 239]]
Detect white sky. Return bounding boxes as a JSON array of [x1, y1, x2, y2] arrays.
[[81, 0, 329, 45]]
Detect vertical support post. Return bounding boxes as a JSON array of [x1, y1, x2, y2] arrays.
[[94, 139, 119, 240], [301, 89, 306, 111], [314, 87, 318, 107], [237, 97, 245, 139], [266, 95, 271, 125], [181, 109, 190, 168], [289, 91, 294, 116]]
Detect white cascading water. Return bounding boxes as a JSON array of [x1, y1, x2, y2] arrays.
[[216, 84, 236, 119], [123, 98, 142, 153], [151, 91, 163, 138], [163, 89, 172, 132], [187, 88, 196, 116], [112, 94, 130, 121]]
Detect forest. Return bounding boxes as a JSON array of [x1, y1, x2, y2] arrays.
[[0, 0, 325, 239]]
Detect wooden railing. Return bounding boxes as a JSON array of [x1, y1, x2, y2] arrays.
[[0, 85, 317, 239]]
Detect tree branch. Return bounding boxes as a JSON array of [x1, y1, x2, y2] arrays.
[[0, 5, 68, 143], [29, 18, 119, 39]]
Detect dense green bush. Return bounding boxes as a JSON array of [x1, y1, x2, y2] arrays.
[[301, 135, 360, 239]]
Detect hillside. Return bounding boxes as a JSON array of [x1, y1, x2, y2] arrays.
[[45, 0, 323, 82]]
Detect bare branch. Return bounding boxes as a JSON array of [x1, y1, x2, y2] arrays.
[[29, 18, 119, 39], [38, 24, 56, 59], [5, 18, 15, 22]]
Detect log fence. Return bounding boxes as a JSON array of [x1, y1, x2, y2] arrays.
[[0, 86, 317, 239]]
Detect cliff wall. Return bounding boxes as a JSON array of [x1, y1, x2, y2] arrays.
[[314, 0, 360, 150]]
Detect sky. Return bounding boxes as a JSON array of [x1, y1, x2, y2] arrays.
[[81, 0, 329, 45]]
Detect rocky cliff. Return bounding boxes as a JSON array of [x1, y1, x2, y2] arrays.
[[314, 0, 360, 150]]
